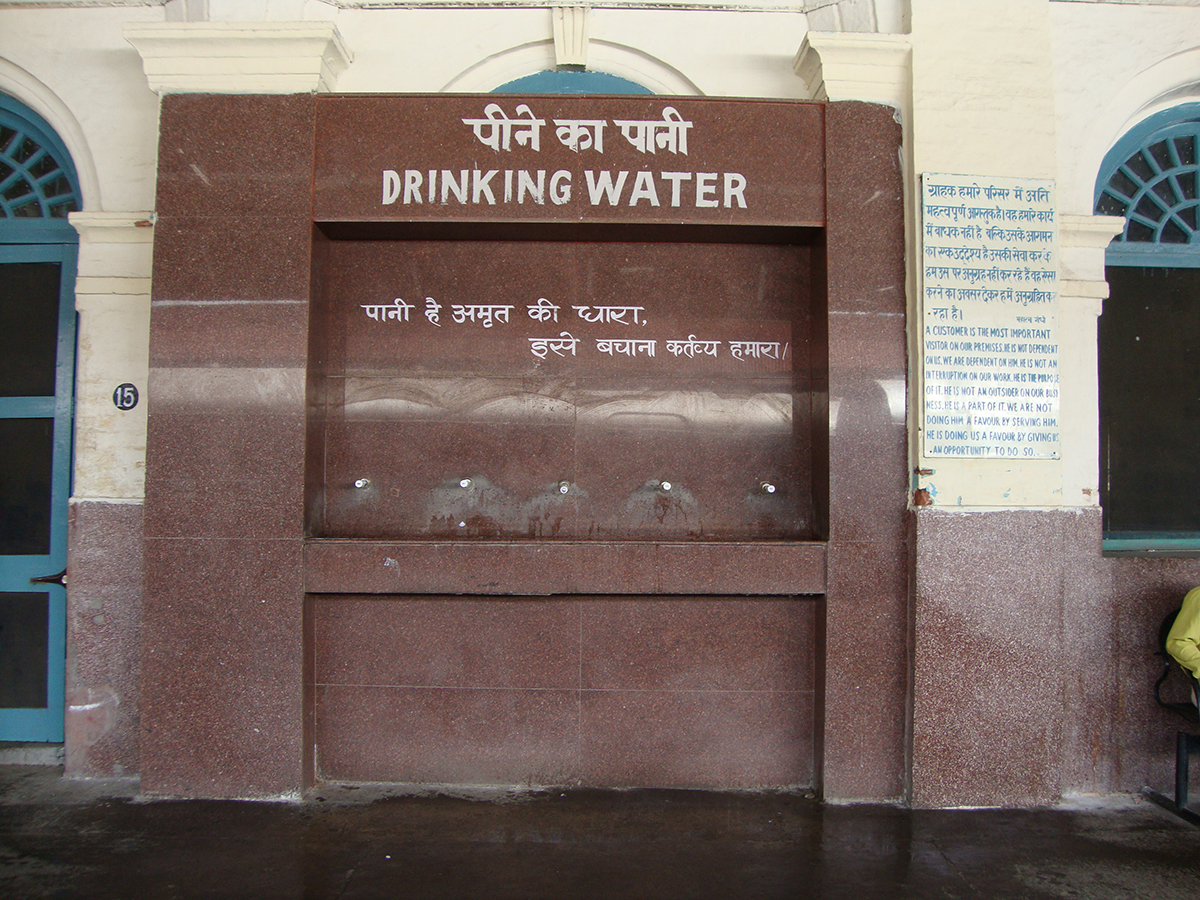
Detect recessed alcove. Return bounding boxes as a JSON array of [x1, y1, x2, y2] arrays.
[[305, 222, 822, 544]]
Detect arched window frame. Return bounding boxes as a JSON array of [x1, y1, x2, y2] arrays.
[[492, 70, 653, 95], [0, 94, 81, 244], [1095, 104, 1200, 268], [1094, 104, 1200, 552]]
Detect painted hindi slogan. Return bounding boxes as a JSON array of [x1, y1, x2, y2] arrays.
[[921, 173, 1060, 460], [357, 294, 790, 365]]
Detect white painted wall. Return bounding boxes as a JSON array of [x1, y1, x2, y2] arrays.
[[0, 6, 160, 504], [69, 214, 153, 502], [904, 0, 1065, 509], [900, 0, 1200, 510], [1051, 1, 1200, 215], [0, 7, 160, 212]]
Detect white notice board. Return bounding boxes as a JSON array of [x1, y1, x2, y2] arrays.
[[921, 173, 1060, 460]]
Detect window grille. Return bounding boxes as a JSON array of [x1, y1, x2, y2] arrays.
[[0, 106, 79, 220], [1096, 107, 1200, 266], [1094, 106, 1200, 551]]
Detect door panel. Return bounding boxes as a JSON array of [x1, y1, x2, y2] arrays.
[[0, 262, 61, 397], [0, 244, 76, 742], [0, 417, 54, 555]]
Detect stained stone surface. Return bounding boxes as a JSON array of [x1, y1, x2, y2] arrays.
[[4, 766, 1200, 900]]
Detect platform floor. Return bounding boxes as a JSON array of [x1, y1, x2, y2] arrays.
[[3, 765, 1200, 899]]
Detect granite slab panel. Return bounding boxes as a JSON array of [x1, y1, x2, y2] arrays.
[[314, 684, 581, 785], [579, 597, 814, 693], [579, 688, 812, 789], [302, 540, 826, 596], [573, 417, 810, 541], [311, 236, 815, 541], [313, 95, 825, 226], [912, 510, 1067, 807], [319, 417, 579, 539], [823, 102, 906, 317], [1057, 508, 1118, 794], [148, 292, 311, 369], [821, 539, 909, 802], [156, 94, 317, 219], [144, 410, 306, 540], [150, 216, 314, 308], [140, 538, 305, 798], [312, 596, 579, 690], [64, 500, 144, 778], [816, 102, 909, 803]]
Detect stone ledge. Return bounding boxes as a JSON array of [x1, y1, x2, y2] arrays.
[[793, 33, 911, 109], [1060, 214, 1124, 248], [1059, 214, 1123, 293], [69, 211, 155, 243], [123, 21, 352, 95], [0, 742, 64, 766]]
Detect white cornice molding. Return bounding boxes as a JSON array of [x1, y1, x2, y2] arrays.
[[1059, 214, 1123, 312], [69, 212, 155, 302], [793, 32, 911, 109], [69, 211, 155, 243], [1059, 214, 1124, 249], [123, 21, 352, 95]]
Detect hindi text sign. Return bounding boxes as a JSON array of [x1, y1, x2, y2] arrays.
[[921, 173, 1060, 460]]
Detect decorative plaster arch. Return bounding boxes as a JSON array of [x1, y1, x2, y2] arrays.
[[0, 58, 100, 211], [1072, 46, 1200, 215], [441, 39, 701, 96]]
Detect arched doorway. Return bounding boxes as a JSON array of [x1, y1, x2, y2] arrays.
[[1094, 104, 1200, 552], [0, 94, 80, 742]]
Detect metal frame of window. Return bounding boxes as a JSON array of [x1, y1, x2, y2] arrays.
[[0, 94, 79, 740], [1096, 104, 1200, 552], [0, 95, 80, 238]]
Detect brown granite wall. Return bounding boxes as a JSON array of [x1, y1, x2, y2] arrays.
[[311, 595, 816, 788], [819, 103, 911, 802], [1095, 548, 1200, 796], [139, 94, 317, 798], [912, 509, 1071, 806], [64, 500, 143, 777], [912, 506, 1200, 807], [136, 95, 913, 799]]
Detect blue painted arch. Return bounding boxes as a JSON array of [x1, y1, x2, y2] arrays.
[[1094, 104, 1200, 268], [493, 70, 653, 95]]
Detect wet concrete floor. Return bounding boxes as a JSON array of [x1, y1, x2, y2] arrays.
[[3, 766, 1200, 899]]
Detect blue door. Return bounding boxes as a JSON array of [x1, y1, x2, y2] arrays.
[[0, 97, 81, 742]]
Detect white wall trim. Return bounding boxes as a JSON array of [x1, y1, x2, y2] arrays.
[[69, 211, 155, 242], [793, 31, 911, 108], [0, 57, 102, 211], [1068, 45, 1200, 214], [553, 6, 591, 68], [1059, 213, 1123, 297], [123, 21, 353, 94], [441, 38, 701, 95]]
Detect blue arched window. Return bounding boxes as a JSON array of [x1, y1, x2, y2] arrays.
[[493, 70, 653, 95], [0, 96, 80, 224], [1095, 106, 1200, 550], [1096, 105, 1200, 266]]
